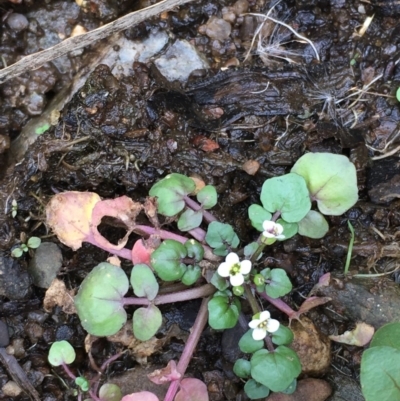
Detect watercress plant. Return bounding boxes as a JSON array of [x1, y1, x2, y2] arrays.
[[45, 152, 358, 400]]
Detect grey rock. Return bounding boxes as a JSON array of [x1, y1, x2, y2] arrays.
[[28, 242, 62, 288], [0, 256, 31, 299]]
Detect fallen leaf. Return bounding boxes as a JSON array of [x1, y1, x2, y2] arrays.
[[148, 360, 181, 384], [46, 192, 101, 250], [175, 378, 209, 401], [131, 239, 152, 265], [89, 196, 142, 251], [43, 279, 76, 314], [329, 322, 374, 346], [121, 391, 159, 401]]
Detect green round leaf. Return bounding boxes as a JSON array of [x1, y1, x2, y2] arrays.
[[233, 359, 251, 378], [244, 242, 261, 260], [11, 247, 23, 258], [130, 264, 159, 301], [260, 173, 311, 223], [133, 305, 162, 341], [181, 265, 201, 286], [370, 322, 400, 350], [271, 325, 294, 346], [262, 268, 292, 298], [248, 204, 272, 232], [205, 222, 240, 255], [210, 272, 229, 292], [208, 295, 240, 330], [276, 219, 298, 240], [250, 346, 301, 392], [396, 87, 400, 102], [298, 210, 329, 239], [291, 153, 358, 216], [197, 185, 218, 209], [244, 379, 270, 399], [281, 379, 297, 394], [74, 262, 129, 336], [177, 209, 203, 231], [27, 236, 41, 249], [149, 173, 196, 216], [239, 330, 264, 354], [48, 340, 76, 366], [361, 346, 400, 401], [184, 239, 204, 262], [151, 240, 187, 281], [75, 376, 90, 392], [99, 383, 122, 401]]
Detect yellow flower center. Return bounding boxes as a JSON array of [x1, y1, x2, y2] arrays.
[[230, 263, 241, 275]]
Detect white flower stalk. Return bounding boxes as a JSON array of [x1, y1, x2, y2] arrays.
[[262, 220, 285, 240], [217, 252, 252, 287], [249, 310, 280, 340]]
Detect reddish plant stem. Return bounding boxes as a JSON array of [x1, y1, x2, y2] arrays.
[[271, 211, 281, 222], [61, 362, 76, 380], [86, 238, 132, 260], [188, 226, 206, 242], [183, 195, 217, 223], [123, 284, 216, 306], [256, 290, 296, 317], [164, 296, 211, 401], [134, 225, 220, 262]]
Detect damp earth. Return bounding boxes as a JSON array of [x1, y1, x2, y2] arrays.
[[1, 0, 400, 400]]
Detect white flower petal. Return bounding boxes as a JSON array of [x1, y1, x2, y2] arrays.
[[240, 260, 252, 274], [252, 328, 267, 341], [217, 262, 230, 277], [263, 220, 275, 231], [275, 223, 284, 235], [276, 234, 286, 240], [259, 310, 271, 321], [249, 319, 261, 329], [263, 231, 275, 238], [230, 273, 244, 287], [266, 318, 280, 333], [225, 252, 239, 264]]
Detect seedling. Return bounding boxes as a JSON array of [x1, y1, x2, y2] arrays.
[[11, 234, 41, 258], [48, 340, 123, 401], [45, 152, 358, 400]]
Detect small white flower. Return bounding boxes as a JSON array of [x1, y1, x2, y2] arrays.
[[217, 252, 252, 287], [249, 311, 280, 340], [262, 220, 285, 240]]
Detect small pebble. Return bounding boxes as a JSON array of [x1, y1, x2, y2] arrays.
[[6, 13, 29, 32], [202, 16, 232, 41], [28, 242, 63, 288], [2, 381, 23, 397]]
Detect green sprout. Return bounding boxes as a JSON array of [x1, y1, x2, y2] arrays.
[[11, 236, 41, 258]]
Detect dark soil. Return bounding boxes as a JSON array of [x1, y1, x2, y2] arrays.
[[2, 0, 400, 400]]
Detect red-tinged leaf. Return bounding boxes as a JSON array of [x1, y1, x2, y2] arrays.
[[330, 322, 374, 346], [88, 196, 142, 251], [46, 191, 101, 250], [289, 296, 332, 324], [148, 360, 181, 385], [298, 296, 332, 314], [121, 392, 159, 401], [192, 135, 219, 152], [131, 239, 152, 265], [309, 273, 331, 296], [175, 378, 209, 401]]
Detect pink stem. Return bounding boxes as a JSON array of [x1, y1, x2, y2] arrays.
[[257, 290, 296, 317], [123, 284, 216, 306], [164, 296, 211, 401], [61, 362, 76, 380], [134, 225, 220, 262], [184, 196, 217, 223], [188, 227, 206, 242]]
